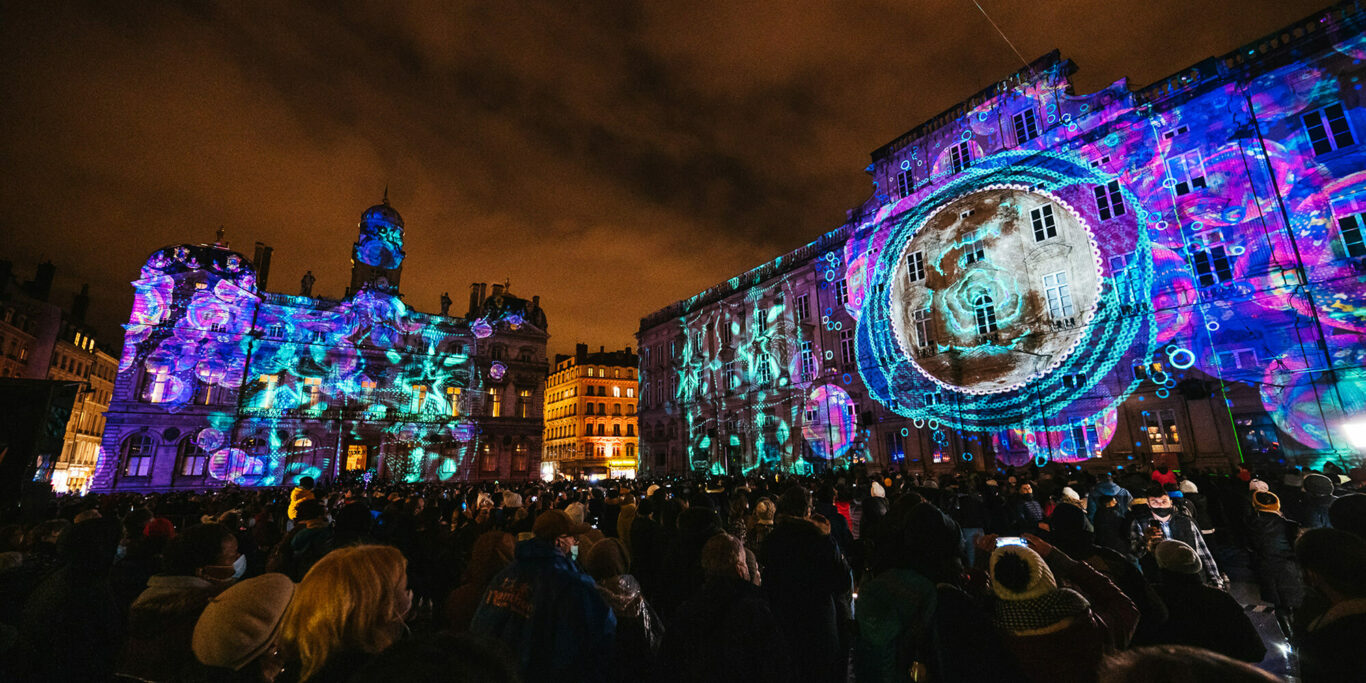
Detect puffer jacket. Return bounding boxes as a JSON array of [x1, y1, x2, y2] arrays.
[[596, 574, 663, 681]]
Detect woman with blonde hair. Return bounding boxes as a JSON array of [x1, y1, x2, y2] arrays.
[[280, 545, 412, 682]]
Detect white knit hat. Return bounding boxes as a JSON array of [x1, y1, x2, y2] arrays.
[[1249, 479, 1270, 493], [989, 545, 1056, 601], [869, 481, 885, 498], [1179, 480, 1198, 494]]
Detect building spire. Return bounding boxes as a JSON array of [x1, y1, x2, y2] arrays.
[[382, 185, 389, 206], [215, 225, 226, 246]]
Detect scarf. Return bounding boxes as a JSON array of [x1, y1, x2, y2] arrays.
[[991, 588, 1090, 633]]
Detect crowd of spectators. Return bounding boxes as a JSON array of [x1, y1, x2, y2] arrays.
[[0, 458, 1363, 682]]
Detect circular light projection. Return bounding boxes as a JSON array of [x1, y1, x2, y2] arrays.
[[801, 384, 858, 461], [889, 186, 1102, 394]]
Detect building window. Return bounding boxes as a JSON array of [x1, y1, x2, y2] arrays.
[[410, 384, 429, 414], [613, 403, 622, 416], [1303, 103, 1355, 155], [1166, 150, 1207, 195], [613, 424, 622, 437], [1061, 372, 1087, 390], [724, 360, 737, 390], [963, 236, 985, 264], [907, 250, 925, 283], [178, 436, 208, 477], [1143, 409, 1181, 453], [491, 345, 505, 361], [795, 293, 810, 323], [480, 444, 497, 472], [488, 388, 502, 418], [1042, 271, 1074, 318], [304, 377, 323, 409], [518, 388, 532, 418], [627, 424, 635, 436], [1013, 108, 1040, 144], [840, 328, 857, 366], [949, 142, 972, 174], [1190, 244, 1234, 288], [1094, 180, 1126, 220], [446, 386, 462, 416], [835, 279, 849, 305], [626, 387, 634, 398], [311, 330, 327, 344], [721, 320, 733, 345], [262, 323, 282, 338], [1031, 204, 1058, 241], [800, 340, 815, 380], [896, 169, 913, 197], [1336, 211, 1366, 258], [123, 434, 155, 477], [144, 370, 172, 404], [587, 367, 594, 377], [612, 385, 621, 398], [755, 356, 772, 385], [972, 294, 998, 335], [913, 308, 933, 349], [255, 374, 278, 409], [1069, 422, 1101, 458]]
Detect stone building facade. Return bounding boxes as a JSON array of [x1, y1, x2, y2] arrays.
[[639, 3, 1366, 476], [543, 344, 639, 479], [91, 199, 548, 491]]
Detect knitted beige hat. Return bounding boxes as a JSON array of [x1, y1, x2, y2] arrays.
[[989, 545, 1057, 601], [192, 573, 295, 671]]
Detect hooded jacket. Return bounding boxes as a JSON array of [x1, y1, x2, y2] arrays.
[[470, 538, 616, 683], [1086, 480, 1133, 520]]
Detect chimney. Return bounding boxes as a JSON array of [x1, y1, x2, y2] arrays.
[[576, 343, 588, 363], [600, 346, 605, 353], [27, 261, 55, 301], [72, 284, 90, 324], [478, 282, 487, 307], [467, 283, 481, 318], [253, 242, 273, 291], [490, 283, 504, 299]]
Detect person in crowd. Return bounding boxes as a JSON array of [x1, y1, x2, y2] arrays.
[[760, 486, 853, 683], [1010, 483, 1045, 533], [442, 530, 515, 632], [0, 517, 70, 625], [565, 501, 605, 550], [583, 537, 662, 681], [1330, 492, 1366, 538], [287, 477, 316, 522], [659, 501, 723, 617], [1130, 487, 1223, 589], [1296, 472, 1337, 529], [1177, 480, 1216, 537], [746, 497, 777, 564], [1139, 540, 1265, 662], [280, 545, 412, 682], [1245, 490, 1303, 635], [629, 494, 667, 606], [986, 534, 1139, 683], [857, 501, 1020, 682], [616, 493, 638, 557], [1151, 464, 1178, 488], [1045, 503, 1167, 642], [1088, 472, 1133, 520], [1293, 528, 1366, 682], [470, 509, 615, 683], [1098, 645, 1281, 683], [661, 533, 787, 683], [344, 631, 522, 683], [118, 522, 241, 681], [16, 517, 124, 682], [269, 499, 334, 582], [191, 572, 295, 682]]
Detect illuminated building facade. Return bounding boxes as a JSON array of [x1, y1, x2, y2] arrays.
[[543, 344, 639, 479], [91, 199, 549, 491], [639, 3, 1366, 476]]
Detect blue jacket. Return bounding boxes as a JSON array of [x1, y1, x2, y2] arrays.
[[471, 538, 615, 682], [1087, 481, 1133, 520]]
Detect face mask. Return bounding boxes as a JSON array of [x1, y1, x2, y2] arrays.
[[1151, 507, 1172, 518], [231, 553, 247, 580], [114, 544, 127, 561], [570, 544, 580, 561]]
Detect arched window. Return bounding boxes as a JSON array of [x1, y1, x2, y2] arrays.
[[177, 435, 208, 478], [285, 435, 318, 481], [973, 293, 998, 335], [123, 433, 155, 477]]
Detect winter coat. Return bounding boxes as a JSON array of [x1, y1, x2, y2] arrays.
[[854, 567, 936, 683], [1142, 571, 1265, 662], [1298, 598, 1366, 683], [287, 486, 315, 520], [1087, 481, 1133, 520], [760, 517, 854, 683], [993, 553, 1139, 683], [660, 577, 788, 683], [442, 530, 513, 632], [1246, 510, 1303, 611], [470, 537, 616, 683], [596, 574, 663, 682], [117, 575, 224, 681]]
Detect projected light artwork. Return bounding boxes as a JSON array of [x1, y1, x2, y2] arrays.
[[638, 8, 1366, 475], [93, 201, 548, 491]]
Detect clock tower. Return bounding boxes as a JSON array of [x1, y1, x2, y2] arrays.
[[347, 191, 405, 297]]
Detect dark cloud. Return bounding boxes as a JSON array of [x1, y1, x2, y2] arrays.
[[0, 0, 1329, 358]]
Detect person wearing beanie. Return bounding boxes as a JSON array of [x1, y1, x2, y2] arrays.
[[1176, 479, 1217, 537], [193, 573, 295, 681], [1247, 490, 1303, 636], [1150, 464, 1178, 487], [564, 501, 605, 550], [746, 497, 778, 564], [986, 534, 1139, 683], [1136, 540, 1265, 663], [582, 538, 662, 681], [1129, 488, 1224, 589], [1329, 493, 1366, 540], [470, 510, 615, 683], [287, 476, 316, 521], [1295, 472, 1337, 529]]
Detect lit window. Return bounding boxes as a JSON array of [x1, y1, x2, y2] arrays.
[[972, 294, 998, 335], [446, 386, 462, 416], [626, 387, 634, 398], [1031, 204, 1058, 241], [488, 388, 501, 418], [123, 434, 155, 477], [949, 142, 972, 174], [146, 370, 172, 404], [179, 436, 208, 477], [1043, 271, 1074, 318], [304, 377, 323, 409], [1013, 108, 1040, 144], [1166, 150, 1207, 196], [613, 386, 621, 398], [410, 384, 429, 413], [907, 250, 925, 283], [1302, 103, 1355, 155], [1069, 422, 1101, 458], [1094, 180, 1126, 220]]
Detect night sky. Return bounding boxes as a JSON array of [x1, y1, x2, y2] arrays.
[[0, 0, 1330, 360]]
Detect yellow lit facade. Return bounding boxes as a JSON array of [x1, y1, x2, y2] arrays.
[[543, 344, 638, 479]]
